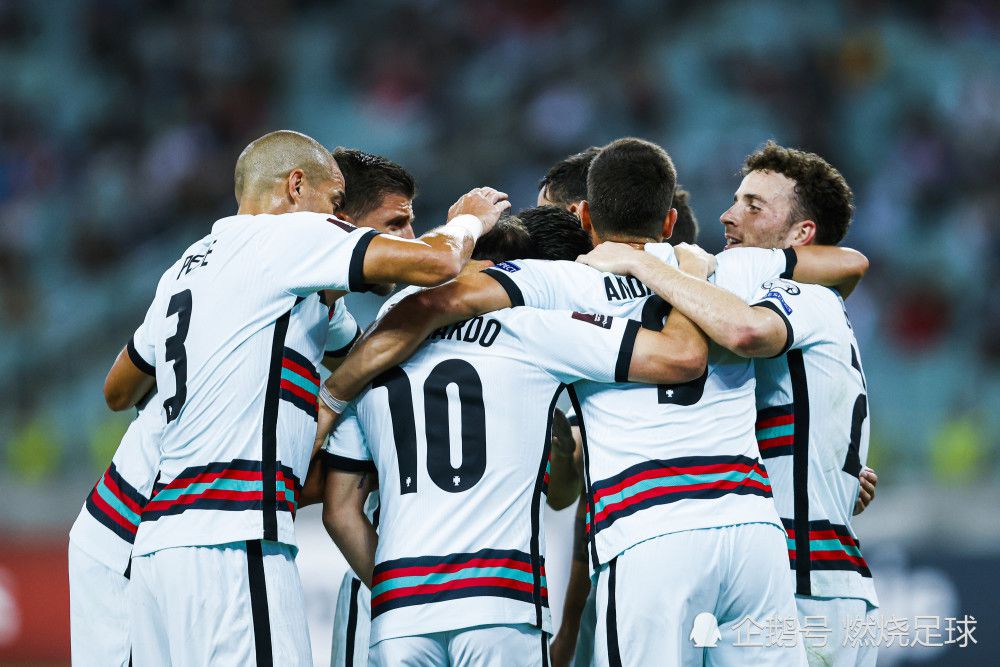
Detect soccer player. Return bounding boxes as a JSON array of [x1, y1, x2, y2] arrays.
[[320, 217, 711, 666], [578, 141, 880, 666], [101, 129, 510, 665], [319, 137, 870, 666]]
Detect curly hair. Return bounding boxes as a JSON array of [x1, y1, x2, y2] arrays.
[[743, 141, 853, 245]]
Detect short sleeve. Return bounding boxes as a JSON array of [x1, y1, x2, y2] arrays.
[[128, 298, 159, 376], [713, 248, 792, 302], [324, 299, 361, 358], [321, 403, 375, 473], [510, 308, 641, 385], [750, 279, 826, 357], [481, 259, 595, 310], [261, 213, 380, 295]]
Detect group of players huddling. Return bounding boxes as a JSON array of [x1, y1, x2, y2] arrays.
[[68, 129, 881, 666]]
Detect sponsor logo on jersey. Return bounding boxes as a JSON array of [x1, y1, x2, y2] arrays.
[[761, 279, 801, 295], [493, 261, 521, 273], [765, 290, 794, 314], [571, 312, 614, 329]]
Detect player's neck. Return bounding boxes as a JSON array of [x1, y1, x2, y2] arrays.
[[598, 234, 656, 249]]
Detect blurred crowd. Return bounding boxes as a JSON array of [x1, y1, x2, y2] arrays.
[[1, 0, 999, 525]]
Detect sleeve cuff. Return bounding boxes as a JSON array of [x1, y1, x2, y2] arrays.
[[614, 320, 641, 383], [325, 326, 362, 358], [320, 450, 376, 474], [780, 248, 797, 280], [348, 229, 380, 293], [127, 337, 156, 376], [481, 268, 525, 307], [752, 301, 794, 358]]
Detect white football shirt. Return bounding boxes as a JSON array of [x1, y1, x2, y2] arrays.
[[324, 307, 640, 643], [481, 245, 794, 568], [752, 279, 878, 606], [129, 212, 379, 555]]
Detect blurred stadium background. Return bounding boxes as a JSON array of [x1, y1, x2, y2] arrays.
[[0, 0, 997, 664]]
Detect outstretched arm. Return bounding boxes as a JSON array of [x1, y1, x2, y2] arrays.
[[361, 188, 510, 287]]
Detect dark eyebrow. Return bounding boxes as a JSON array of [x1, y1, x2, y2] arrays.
[[735, 192, 767, 205]]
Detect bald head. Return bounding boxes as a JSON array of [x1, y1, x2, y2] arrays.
[[234, 130, 343, 214]]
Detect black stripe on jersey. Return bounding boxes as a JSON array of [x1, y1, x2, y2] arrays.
[[567, 385, 600, 567], [320, 450, 376, 474], [325, 326, 363, 358], [344, 577, 362, 667], [127, 336, 156, 376], [262, 310, 291, 542], [371, 585, 540, 617], [589, 454, 764, 493], [348, 230, 380, 293], [541, 630, 550, 667], [247, 540, 274, 666], [530, 385, 563, 628], [788, 349, 811, 596], [481, 267, 525, 307], [752, 300, 794, 358], [614, 320, 641, 383], [606, 557, 623, 667], [780, 248, 797, 280], [374, 548, 534, 571]]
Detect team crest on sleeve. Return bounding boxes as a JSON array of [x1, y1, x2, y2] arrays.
[[572, 312, 614, 329], [761, 279, 798, 314], [493, 261, 521, 273]]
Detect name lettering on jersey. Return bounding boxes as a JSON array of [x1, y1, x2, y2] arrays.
[[493, 261, 521, 273], [428, 316, 502, 347], [176, 240, 216, 279], [604, 274, 653, 302], [571, 312, 614, 329]]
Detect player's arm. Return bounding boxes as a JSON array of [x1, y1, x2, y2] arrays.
[[322, 271, 513, 413], [545, 408, 580, 510], [790, 245, 869, 297], [104, 343, 156, 411], [322, 467, 378, 589], [360, 188, 511, 287], [550, 497, 592, 667]]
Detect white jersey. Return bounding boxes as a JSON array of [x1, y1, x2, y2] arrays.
[[324, 307, 641, 643], [751, 279, 878, 606], [129, 212, 380, 555], [325, 296, 362, 360], [481, 245, 794, 568], [69, 394, 163, 574]]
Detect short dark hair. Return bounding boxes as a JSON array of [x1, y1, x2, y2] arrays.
[[538, 147, 601, 207], [669, 187, 699, 246], [587, 138, 676, 241], [517, 206, 594, 261], [332, 148, 416, 220], [743, 141, 853, 245], [471, 216, 534, 264]]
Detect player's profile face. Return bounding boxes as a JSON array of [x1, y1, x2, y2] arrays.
[[720, 170, 798, 250], [357, 192, 416, 239]]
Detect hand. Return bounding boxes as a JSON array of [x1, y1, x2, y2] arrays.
[[853, 467, 878, 515], [576, 242, 645, 275], [312, 401, 341, 459], [549, 628, 578, 667], [673, 243, 716, 279], [550, 408, 575, 459], [447, 187, 511, 233]]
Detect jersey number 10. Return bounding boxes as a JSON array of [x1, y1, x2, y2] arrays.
[[373, 359, 487, 494]]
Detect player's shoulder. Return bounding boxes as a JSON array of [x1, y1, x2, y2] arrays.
[[377, 284, 425, 319]]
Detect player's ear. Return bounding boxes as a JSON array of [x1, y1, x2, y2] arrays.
[[336, 211, 356, 224], [567, 200, 584, 221], [579, 201, 600, 246], [287, 168, 306, 205], [788, 219, 817, 247], [661, 208, 678, 242]]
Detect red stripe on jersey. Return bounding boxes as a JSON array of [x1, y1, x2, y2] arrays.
[[758, 435, 795, 449], [90, 488, 139, 534], [372, 576, 539, 606], [166, 468, 262, 489], [102, 469, 145, 516], [591, 461, 766, 504], [593, 477, 772, 526], [756, 413, 794, 430], [280, 379, 319, 406], [374, 557, 534, 584], [144, 489, 263, 512], [282, 358, 319, 384]]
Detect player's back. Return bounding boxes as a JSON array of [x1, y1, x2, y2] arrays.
[[481, 245, 795, 566], [334, 305, 635, 644], [752, 280, 877, 605], [131, 212, 377, 555]]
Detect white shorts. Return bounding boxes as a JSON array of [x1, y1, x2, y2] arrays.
[[369, 624, 547, 667], [332, 572, 371, 667], [594, 523, 806, 667], [796, 595, 878, 667], [68, 541, 131, 667], [128, 539, 311, 666]]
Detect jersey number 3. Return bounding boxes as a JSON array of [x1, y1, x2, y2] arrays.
[[163, 290, 192, 423], [373, 359, 487, 494]]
